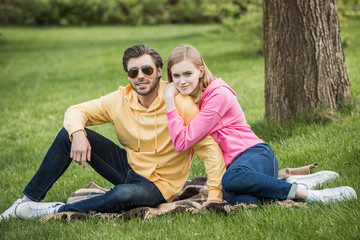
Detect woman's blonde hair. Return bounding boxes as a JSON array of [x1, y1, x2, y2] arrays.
[[167, 44, 213, 103]]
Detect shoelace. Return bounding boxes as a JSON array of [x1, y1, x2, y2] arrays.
[[31, 204, 57, 217]]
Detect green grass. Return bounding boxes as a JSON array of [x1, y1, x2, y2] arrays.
[[1, 17, 360, 239]]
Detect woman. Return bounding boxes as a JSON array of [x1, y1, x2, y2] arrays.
[[164, 44, 356, 205]]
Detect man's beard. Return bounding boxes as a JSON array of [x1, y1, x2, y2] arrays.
[[130, 76, 160, 96]]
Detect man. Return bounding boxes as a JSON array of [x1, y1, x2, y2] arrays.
[[0, 45, 226, 220]]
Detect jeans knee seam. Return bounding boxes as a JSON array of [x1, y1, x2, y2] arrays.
[[91, 152, 130, 182]]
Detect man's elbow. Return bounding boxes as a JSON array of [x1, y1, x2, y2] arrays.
[[173, 142, 188, 152]]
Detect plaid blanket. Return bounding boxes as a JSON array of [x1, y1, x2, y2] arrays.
[[39, 163, 317, 222]]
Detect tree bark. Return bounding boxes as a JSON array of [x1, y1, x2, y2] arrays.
[[263, 0, 354, 123]]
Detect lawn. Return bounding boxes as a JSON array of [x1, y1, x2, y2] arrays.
[[0, 17, 359, 239]]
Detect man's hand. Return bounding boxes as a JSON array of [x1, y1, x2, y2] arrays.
[[70, 130, 91, 169]]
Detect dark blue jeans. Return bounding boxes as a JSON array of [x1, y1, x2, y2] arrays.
[[23, 128, 165, 213], [222, 143, 296, 204]]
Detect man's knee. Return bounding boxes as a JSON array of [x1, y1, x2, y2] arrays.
[[106, 185, 140, 204], [56, 128, 70, 141]]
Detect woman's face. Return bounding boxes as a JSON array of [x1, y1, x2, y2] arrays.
[[170, 60, 204, 97]]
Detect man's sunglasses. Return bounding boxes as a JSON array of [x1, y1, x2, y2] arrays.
[[127, 65, 154, 78]]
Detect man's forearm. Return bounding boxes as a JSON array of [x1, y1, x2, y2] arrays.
[[193, 136, 226, 202]]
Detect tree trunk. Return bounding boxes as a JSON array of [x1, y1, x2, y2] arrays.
[[263, 0, 354, 123]]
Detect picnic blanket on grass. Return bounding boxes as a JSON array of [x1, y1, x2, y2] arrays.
[[39, 163, 317, 222]]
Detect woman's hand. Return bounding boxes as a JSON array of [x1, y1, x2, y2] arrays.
[[164, 82, 179, 100], [164, 82, 178, 112]]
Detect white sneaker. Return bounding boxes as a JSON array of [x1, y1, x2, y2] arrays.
[[286, 171, 339, 190], [0, 199, 23, 221], [308, 186, 357, 203], [15, 202, 64, 219]]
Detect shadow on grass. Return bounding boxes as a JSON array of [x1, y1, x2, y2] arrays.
[[251, 102, 358, 143], [251, 116, 330, 143]]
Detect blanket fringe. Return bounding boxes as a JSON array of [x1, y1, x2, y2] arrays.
[[39, 163, 315, 222]]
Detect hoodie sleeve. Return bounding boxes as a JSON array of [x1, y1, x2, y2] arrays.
[[167, 88, 232, 151], [193, 136, 226, 201], [63, 95, 112, 141], [174, 94, 226, 202]]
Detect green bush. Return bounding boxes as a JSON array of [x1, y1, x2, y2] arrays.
[[222, 0, 263, 54], [0, 0, 157, 25], [1, 0, 358, 27], [142, 0, 169, 25], [167, 0, 228, 23], [19, 0, 55, 25], [0, 1, 24, 24], [0, 0, 234, 25], [337, 0, 360, 17]]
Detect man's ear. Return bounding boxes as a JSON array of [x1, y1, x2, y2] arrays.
[[157, 67, 162, 78]]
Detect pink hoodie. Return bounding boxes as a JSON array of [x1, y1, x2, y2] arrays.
[[166, 78, 264, 167]]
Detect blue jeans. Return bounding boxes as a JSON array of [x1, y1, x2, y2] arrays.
[[23, 128, 165, 213], [222, 143, 297, 204]]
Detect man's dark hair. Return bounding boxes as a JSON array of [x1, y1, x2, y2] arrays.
[[122, 45, 163, 72]]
